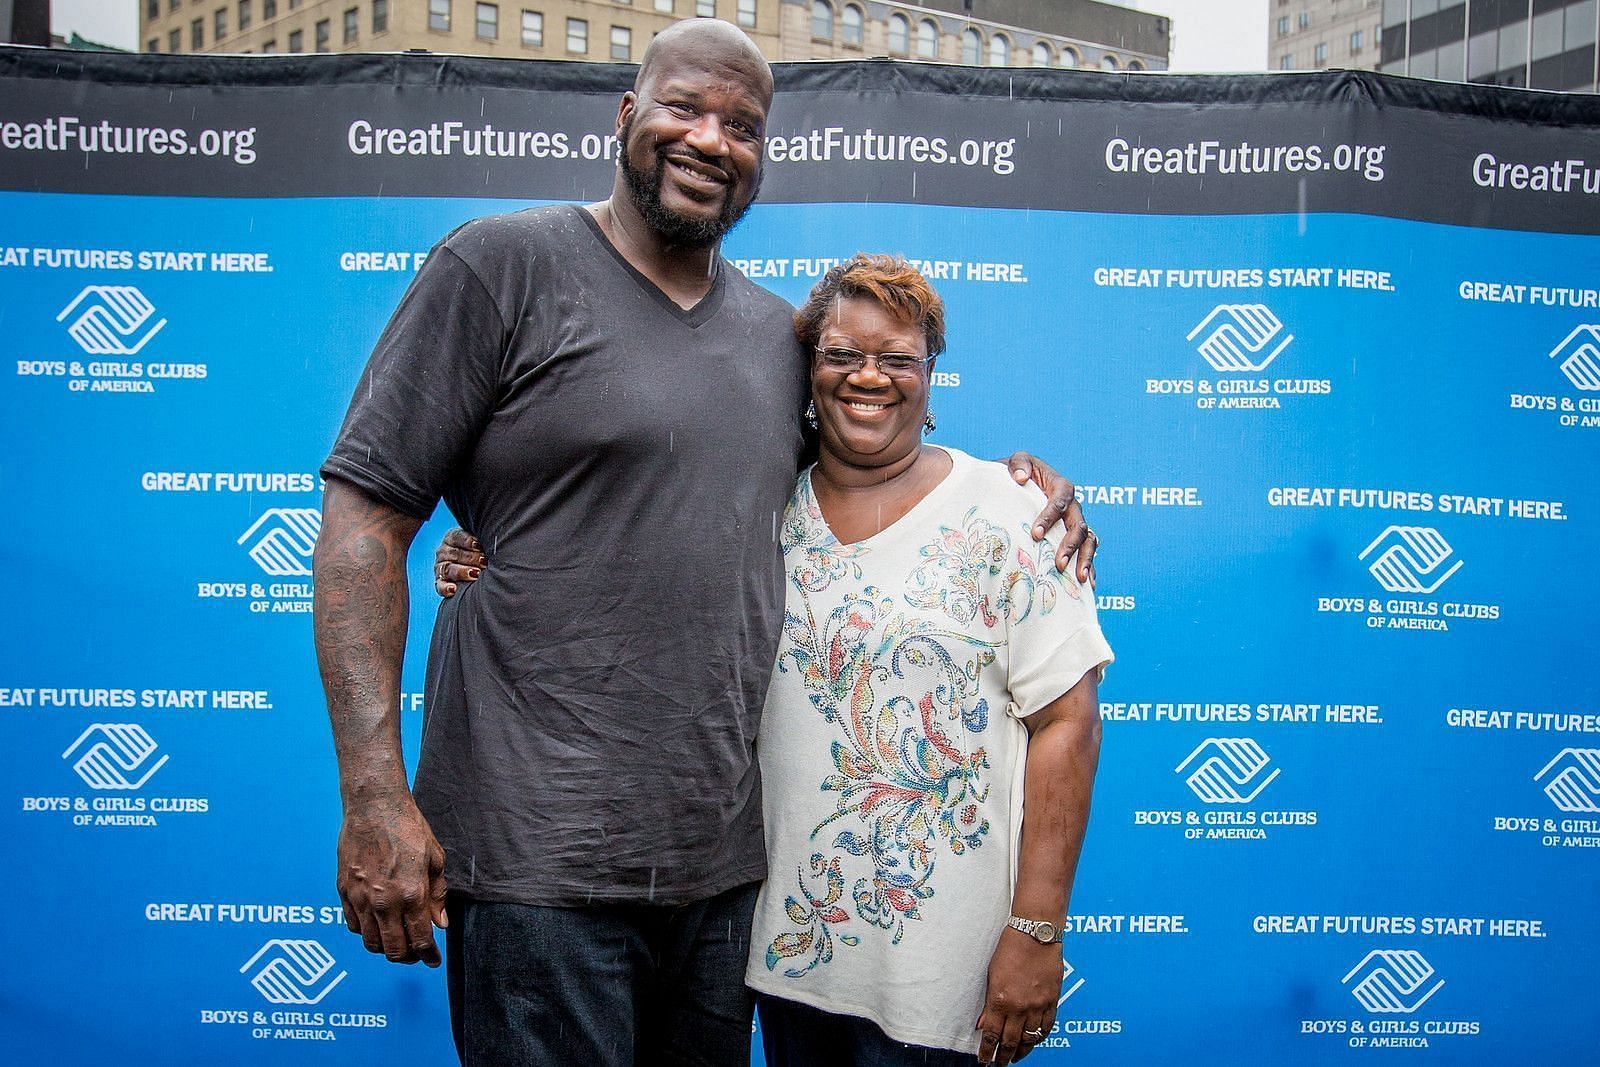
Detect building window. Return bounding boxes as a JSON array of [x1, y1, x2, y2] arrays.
[[373, 0, 388, 33], [191, 18, 203, 48], [343, 7, 357, 41], [1277, 15, 1288, 36], [476, 2, 497, 38], [148, 37, 159, 51], [315, 17, 330, 49], [737, 0, 755, 27], [239, 0, 252, 30], [1127, 58, 1143, 70], [1101, 53, 1119, 70], [147, 0, 158, 19], [214, 8, 227, 40], [169, 28, 180, 50], [887, 13, 908, 54], [1280, 53, 1292, 68], [262, 38, 276, 51], [841, 4, 862, 46], [616, 0, 631, 5], [810, 1, 832, 40], [566, 16, 587, 52], [988, 32, 1008, 65], [1313, 41, 1326, 63], [1350, 29, 1362, 54], [1059, 46, 1077, 68], [655, 0, 672, 10], [1032, 41, 1052, 66], [263, 0, 275, 17], [288, 27, 302, 49], [696, 0, 714, 14], [521, 9, 541, 45], [961, 27, 981, 64], [1297, 11, 1309, 28], [429, 0, 450, 31], [610, 25, 630, 58], [916, 19, 937, 59]]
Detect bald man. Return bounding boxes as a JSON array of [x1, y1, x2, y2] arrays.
[[314, 21, 1088, 1064]]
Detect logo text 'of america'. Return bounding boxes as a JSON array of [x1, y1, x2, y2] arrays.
[[1188, 304, 1294, 372], [238, 508, 322, 577], [1360, 525, 1463, 595], [242, 939, 348, 1005], [62, 722, 169, 790], [1343, 949, 1444, 1014], [57, 285, 168, 355], [1176, 737, 1280, 803]]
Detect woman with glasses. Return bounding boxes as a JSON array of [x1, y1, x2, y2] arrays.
[[435, 254, 1109, 1066]]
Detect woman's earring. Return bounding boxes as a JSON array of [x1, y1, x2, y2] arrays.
[[923, 409, 937, 435], [805, 400, 819, 430]]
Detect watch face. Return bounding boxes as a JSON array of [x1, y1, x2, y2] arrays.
[[1034, 921, 1056, 943]]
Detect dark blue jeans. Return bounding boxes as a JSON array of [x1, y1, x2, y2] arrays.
[[446, 882, 760, 1066], [757, 993, 975, 1067]]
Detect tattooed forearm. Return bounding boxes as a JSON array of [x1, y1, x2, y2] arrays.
[[313, 478, 424, 808]]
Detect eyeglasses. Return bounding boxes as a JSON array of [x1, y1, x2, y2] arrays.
[[814, 346, 932, 379]]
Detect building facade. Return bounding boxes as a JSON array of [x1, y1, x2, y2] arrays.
[[1378, 0, 1598, 91], [138, 0, 1167, 70], [1269, 0, 1385, 73]]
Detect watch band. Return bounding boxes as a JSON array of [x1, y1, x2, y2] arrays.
[[1007, 914, 1062, 944]]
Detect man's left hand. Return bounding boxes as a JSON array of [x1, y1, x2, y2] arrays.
[[1006, 452, 1098, 583]]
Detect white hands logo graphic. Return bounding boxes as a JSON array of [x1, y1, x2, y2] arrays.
[[1343, 949, 1444, 1014], [62, 723, 169, 790], [1549, 325, 1600, 391], [1359, 526, 1463, 595], [1176, 737, 1279, 803], [1534, 748, 1600, 813], [1187, 304, 1294, 372], [241, 939, 348, 1005], [238, 508, 322, 577], [57, 285, 168, 355], [1058, 958, 1085, 1005]]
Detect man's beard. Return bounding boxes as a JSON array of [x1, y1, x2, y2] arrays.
[[617, 118, 760, 247]]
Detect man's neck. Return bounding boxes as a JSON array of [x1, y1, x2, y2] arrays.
[[589, 192, 720, 309]]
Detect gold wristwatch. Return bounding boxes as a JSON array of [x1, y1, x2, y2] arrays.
[[1007, 915, 1064, 944]]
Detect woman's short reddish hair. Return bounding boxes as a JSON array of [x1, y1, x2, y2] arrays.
[[793, 253, 947, 358]]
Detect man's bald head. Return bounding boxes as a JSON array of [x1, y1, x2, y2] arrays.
[[634, 19, 774, 108]]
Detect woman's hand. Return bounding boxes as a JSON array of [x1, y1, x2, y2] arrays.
[[976, 928, 1062, 1064], [432, 529, 486, 598], [1004, 452, 1098, 583]]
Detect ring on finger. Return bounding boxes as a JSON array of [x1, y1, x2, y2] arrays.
[[1023, 1027, 1044, 1041]]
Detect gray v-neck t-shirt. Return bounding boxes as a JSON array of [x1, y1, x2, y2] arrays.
[[322, 205, 808, 905]]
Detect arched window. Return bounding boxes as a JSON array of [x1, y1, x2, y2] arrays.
[[887, 13, 909, 55], [810, 0, 832, 40], [961, 27, 981, 64], [841, 3, 862, 46], [1127, 58, 1144, 71], [1101, 53, 1119, 70], [989, 32, 1009, 66], [1032, 41, 1052, 67], [1059, 47, 1078, 68], [916, 19, 937, 59]]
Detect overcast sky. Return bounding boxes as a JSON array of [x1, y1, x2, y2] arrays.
[[52, 0, 1269, 72]]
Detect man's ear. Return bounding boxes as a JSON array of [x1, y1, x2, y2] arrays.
[[615, 91, 637, 138]]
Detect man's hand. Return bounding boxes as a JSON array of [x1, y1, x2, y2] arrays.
[[433, 529, 486, 598], [976, 928, 1063, 1064], [337, 795, 449, 966], [1005, 452, 1098, 583]]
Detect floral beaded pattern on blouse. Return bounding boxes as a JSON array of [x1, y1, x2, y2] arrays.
[[765, 473, 1075, 978]]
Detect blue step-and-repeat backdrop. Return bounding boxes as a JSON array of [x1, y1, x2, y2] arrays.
[[1, 49, 1597, 1063]]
